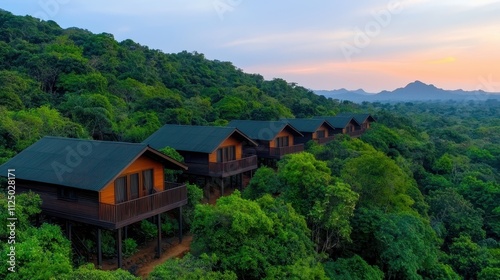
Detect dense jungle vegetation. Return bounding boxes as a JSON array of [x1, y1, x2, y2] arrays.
[[0, 10, 499, 279]]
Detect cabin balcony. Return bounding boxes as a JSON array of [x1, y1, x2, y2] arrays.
[[347, 129, 364, 137], [263, 144, 304, 159], [185, 155, 258, 178], [315, 136, 336, 145], [208, 155, 258, 177], [98, 182, 187, 228]]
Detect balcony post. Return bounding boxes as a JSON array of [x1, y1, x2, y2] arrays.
[[66, 221, 72, 241], [178, 206, 183, 243], [156, 214, 162, 258], [96, 228, 102, 268], [117, 227, 122, 269]]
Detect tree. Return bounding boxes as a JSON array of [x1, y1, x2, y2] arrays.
[[148, 253, 237, 280], [324, 255, 384, 280], [118, 111, 161, 142], [458, 176, 500, 239], [0, 223, 73, 280], [0, 191, 41, 238], [242, 166, 281, 200], [159, 146, 184, 182], [183, 183, 204, 230], [60, 93, 114, 139], [433, 153, 453, 174], [279, 153, 358, 253], [191, 192, 320, 279], [61, 263, 137, 280], [341, 151, 416, 213], [478, 268, 500, 280], [447, 235, 490, 279], [427, 188, 485, 244], [375, 213, 439, 280]]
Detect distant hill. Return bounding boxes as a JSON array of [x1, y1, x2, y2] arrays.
[[316, 81, 500, 102]]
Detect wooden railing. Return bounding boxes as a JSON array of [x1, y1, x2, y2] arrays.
[[99, 183, 187, 224], [347, 129, 364, 137], [208, 155, 258, 177], [316, 136, 336, 144], [268, 144, 304, 158]]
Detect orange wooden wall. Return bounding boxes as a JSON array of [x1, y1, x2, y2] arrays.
[[269, 129, 294, 148], [99, 155, 165, 204], [312, 123, 329, 139], [208, 135, 243, 162]]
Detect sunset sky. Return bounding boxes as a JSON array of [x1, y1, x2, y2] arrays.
[[3, 0, 500, 92]]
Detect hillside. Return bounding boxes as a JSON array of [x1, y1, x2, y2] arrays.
[[0, 9, 362, 162], [1, 9, 500, 280]]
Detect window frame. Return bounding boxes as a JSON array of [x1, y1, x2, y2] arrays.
[[216, 145, 236, 162], [114, 169, 155, 203]]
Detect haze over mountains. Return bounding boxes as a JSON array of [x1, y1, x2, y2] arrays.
[[315, 81, 500, 102]]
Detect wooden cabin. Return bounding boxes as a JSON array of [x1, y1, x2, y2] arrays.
[[0, 136, 188, 268], [314, 116, 363, 137], [143, 125, 259, 195], [286, 118, 336, 145], [336, 113, 376, 131], [227, 120, 304, 160]]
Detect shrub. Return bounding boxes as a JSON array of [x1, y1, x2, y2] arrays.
[[161, 216, 179, 236], [140, 219, 157, 241], [101, 230, 116, 258], [123, 238, 138, 258]]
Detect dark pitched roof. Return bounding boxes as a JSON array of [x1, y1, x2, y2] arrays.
[[0, 137, 186, 191], [336, 113, 376, 124], [285, 119, 335, 133], [227, 120, 303, 141], [313, 116, 361, 128], [143, 125, 257, 153]]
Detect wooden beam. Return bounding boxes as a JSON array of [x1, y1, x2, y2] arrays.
[[117, 228, 122, 269], [66, 221, 72, 241], [97, 228, 102, 268], [178, 206, 183, 243], [221, 179, 224, 197], [156, 214, 162, 258]]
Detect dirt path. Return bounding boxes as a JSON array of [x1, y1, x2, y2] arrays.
[[135, 235, 192, 278], [100, 234, 192, 279]]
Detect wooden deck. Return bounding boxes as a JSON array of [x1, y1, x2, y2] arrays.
[[347, 129, 365, 138], [184, 155, 258, 178], [315, 136, 336, 144], [257, 144, 304, 159], [99, 183, 187, 228]]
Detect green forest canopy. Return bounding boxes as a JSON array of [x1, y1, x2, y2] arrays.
[[0, 10, 499, 279]]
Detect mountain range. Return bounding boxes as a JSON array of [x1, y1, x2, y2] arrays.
[[315, 81, 500, 102]]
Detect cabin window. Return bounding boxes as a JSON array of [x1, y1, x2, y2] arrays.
[[130, 173, 140, 200], [115, 169, 157, 203], [216, 146, 236, 162], [57, 187, 77, 201], [316, 130, 325, 138], [142, 169, 154, 195], [115, 176, 128, 203], [275, 136, 289, 147]]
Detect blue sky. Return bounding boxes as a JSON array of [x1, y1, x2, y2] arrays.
[[2, 0, 500, 92]]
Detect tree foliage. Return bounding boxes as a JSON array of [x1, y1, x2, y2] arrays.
[[191, 192, 321, 279]]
